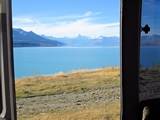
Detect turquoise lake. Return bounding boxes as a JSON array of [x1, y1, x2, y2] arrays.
[[14, 47, 120, 78]]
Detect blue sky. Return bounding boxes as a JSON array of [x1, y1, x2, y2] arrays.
[[12, 0, 120, 38]]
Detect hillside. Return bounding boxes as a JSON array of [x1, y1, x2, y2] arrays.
[[16, 68, 120, 120], [13, 28, 64, 47], [13, 28, 119, 47]]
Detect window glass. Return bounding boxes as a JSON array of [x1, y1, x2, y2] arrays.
[[12, 1, 120, 120], [140, 0, 160, 101]]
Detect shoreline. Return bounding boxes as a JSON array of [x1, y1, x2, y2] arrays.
[[16, 67, 120, 98], [14, 46, 120, 49], [15, 67, 119, 80]]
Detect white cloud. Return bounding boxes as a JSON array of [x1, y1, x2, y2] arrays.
[[83, 11, 93, 17], [13, 17, 37, 25], [13, 12, 119, 38], [52, 11, 100, 21]]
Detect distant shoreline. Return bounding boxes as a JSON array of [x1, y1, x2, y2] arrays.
[[13, 46, 120, 48]]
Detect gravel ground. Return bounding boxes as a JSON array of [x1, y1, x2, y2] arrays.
[[17, 86, 120, 117]]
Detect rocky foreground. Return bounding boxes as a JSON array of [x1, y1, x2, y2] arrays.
[[16, 68, 120, 120]]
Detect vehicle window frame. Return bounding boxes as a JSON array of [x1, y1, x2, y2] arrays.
[[121, 0, 142, 119], [0, 0, 144, 119], [0, 0, 17, 119]]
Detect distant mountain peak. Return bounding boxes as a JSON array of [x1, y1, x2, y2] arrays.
[[14, 28, 24, 31], [13, 28, 120, 47], [28, 31, 35, 34]]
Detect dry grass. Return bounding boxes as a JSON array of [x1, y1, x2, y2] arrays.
[[16, 68, 120, 120], [16, 68, 119, 98], [29, 101, 120, 120]]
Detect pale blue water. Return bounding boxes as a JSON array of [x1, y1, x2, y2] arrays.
[[14, 47, 120, 78]]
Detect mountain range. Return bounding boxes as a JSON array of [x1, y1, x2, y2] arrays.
[[13, 28, 120, 47], [13, 28, 64, 47], [42, 35, 119, 47]]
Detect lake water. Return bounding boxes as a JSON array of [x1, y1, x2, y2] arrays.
[[14, 47, 120, 78]]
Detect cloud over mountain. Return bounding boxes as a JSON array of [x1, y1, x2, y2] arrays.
[[13, 11, 119, 38]]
